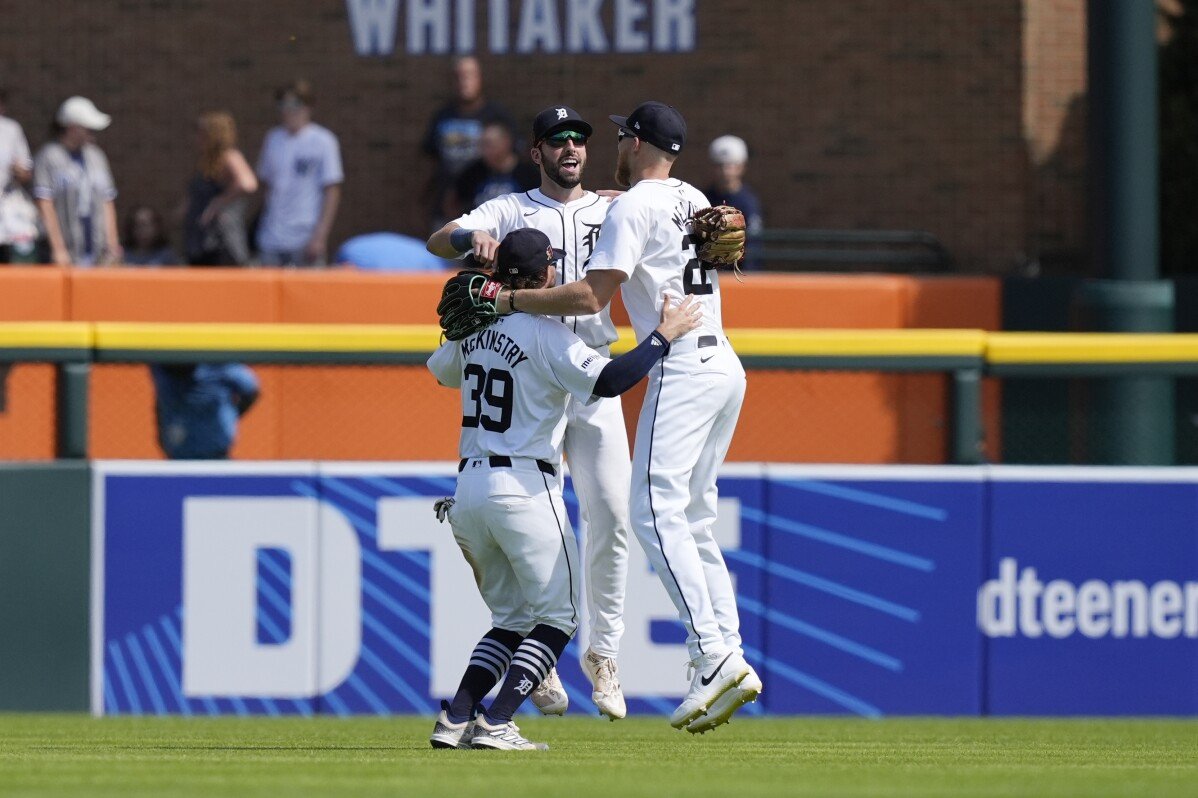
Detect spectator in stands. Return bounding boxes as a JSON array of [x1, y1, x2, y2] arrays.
[[0, 88, 37, 264], [122, 205, 176, 266], [255, 80, 343, 267], [182, 111, 257, 266], [33, 96, 122, 266], [451, 121, 538, 216], [420, 56, 515, 231], [151, 363, 259, 460], [704, 135, 764, 271]]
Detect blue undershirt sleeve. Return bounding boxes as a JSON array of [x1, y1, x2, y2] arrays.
[[592, 331, 670, 398]]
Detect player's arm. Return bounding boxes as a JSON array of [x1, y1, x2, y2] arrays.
[[591, 295, 701, 397], [497, 268, 625, 317], [426, 221, 501, 265], [426, 340, 464, 388]]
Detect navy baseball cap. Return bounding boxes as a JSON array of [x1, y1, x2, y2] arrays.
[[497, 228, 564, 277], [609, 101, 686, 155], [533, 105, 593, 141]]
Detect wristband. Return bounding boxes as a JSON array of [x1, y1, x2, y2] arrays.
[[650, 330, 670, 352], [509, 290, 518, 312], [449, 227, 476, 253]]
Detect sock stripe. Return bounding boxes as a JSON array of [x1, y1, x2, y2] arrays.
[[514, 646, 554, 675], [471, 648, 509, 672], [523, 638, 558, 665], [510, 654, 550, 682], [476, 639, 515, 662], [468, 658, 504, 682]]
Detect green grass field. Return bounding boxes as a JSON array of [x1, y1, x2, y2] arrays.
[[0, 715, 1195, 798]]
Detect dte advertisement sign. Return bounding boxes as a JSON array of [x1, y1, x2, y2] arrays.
[[92, 463, 1198, 717]]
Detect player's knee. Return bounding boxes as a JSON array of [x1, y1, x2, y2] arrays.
[[533, 615, 577, 639]]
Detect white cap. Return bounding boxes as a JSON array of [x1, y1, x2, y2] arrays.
[[56, 96, 112, 131], [709, 135, 748, 165]]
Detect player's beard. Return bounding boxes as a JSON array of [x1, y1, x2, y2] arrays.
[[614, 148, 631, 188], [543, 152, 584, 189]]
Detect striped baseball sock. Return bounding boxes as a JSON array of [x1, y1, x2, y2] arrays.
[[485, 624, 571, 723], [448, 627, 524, 722]]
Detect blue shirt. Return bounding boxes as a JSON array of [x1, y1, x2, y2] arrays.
[[704, 183, 765, 271], [335, 232, 451, 271], [151, 363, 259, 459]]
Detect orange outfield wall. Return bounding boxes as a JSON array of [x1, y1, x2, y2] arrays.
[[0, 268, 1001, 462]]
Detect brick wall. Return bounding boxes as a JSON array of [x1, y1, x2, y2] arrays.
[[0, 0, 1087, 274]]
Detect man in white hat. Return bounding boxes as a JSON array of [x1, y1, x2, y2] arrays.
[[33, 96, 121, 266], [703, 135, 763, 271]]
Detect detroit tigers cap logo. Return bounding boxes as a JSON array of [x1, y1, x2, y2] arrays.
[[556, 108, 568, 120]]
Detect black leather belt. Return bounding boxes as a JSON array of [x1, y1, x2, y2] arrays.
[[698, 335, 718, 348], [458, 456, 556, 477]]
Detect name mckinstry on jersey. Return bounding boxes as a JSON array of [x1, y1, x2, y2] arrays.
[[427, 314, 610, 463]]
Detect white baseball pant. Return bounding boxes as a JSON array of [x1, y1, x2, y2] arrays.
[[564, 391, 632, 659], [449, 457, 581, 636], [630, 335, 746, 662]]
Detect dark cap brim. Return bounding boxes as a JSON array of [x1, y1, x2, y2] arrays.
[[549, 248, 565, 262], [608, 114, 635, 135]]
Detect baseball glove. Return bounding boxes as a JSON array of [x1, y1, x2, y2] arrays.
[[690, 205, 747, 268], [437, 270, 503, 341]]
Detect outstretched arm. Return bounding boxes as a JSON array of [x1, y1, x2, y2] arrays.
[[591, 295, 701, 397], [499, 269, 625, 317]]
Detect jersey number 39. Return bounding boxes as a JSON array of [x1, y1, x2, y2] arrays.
[[462, 365, 514, 432]]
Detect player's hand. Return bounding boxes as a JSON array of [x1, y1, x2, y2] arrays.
[[470, 231, 502, 266], [655, 294, 702, 342]]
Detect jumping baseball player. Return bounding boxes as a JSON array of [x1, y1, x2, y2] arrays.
[[426, 227, 700, 750], [427, 105, 631, 720], [482, 102, 763, 734]]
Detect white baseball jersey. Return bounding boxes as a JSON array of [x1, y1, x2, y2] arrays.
[[427, 313, 611, 462], [454, 189, 617, 348], [585, 178, 724, 343]]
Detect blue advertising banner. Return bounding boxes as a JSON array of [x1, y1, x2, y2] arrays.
[[93, 463, 1198, 717], [984, 468, 1198, 715]]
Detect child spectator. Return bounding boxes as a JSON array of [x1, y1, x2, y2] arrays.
[[122, 205, 177, 266], [451, 121, 538, 216]]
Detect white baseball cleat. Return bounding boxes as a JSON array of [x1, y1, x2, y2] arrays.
[[685, 665, 763, 734], [581, 648, 627, 720], [669, 650, 752, 729], [469, 716, 549, 751], [429, 700, 475, 749], [530, 667, 569, 715]]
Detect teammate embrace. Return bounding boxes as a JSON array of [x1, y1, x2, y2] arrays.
[[426, 102, 762, 749]]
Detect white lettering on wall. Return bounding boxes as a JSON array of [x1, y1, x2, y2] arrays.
[[977, 557, 1198, 640], [347, 0, 402, 56], [408, 0, 452, 54], [346, 0, 698, 56]]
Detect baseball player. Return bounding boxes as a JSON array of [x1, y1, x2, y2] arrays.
[[426, 227, 700, 750], [427, 105, 631, 720], [484, 102, 763, 734]]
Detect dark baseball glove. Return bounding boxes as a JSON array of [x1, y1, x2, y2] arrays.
[[690, 205, 747, 268], [437, 270, 503, 341]]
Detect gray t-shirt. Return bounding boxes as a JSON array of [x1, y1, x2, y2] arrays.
[[33, 141, 117, 264], [255, 123, 343, 253]]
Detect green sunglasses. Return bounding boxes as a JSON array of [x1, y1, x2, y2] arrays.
[[543, 130, 588, 146]]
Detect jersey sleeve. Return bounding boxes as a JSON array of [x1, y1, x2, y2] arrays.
[[320, 130, 345, 187], [537, 320, 611, 403], [427, 341, 463, 388], [453, 195, 510, 236], [584, 194, 648, 279], [31, 147, 54, 200]]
